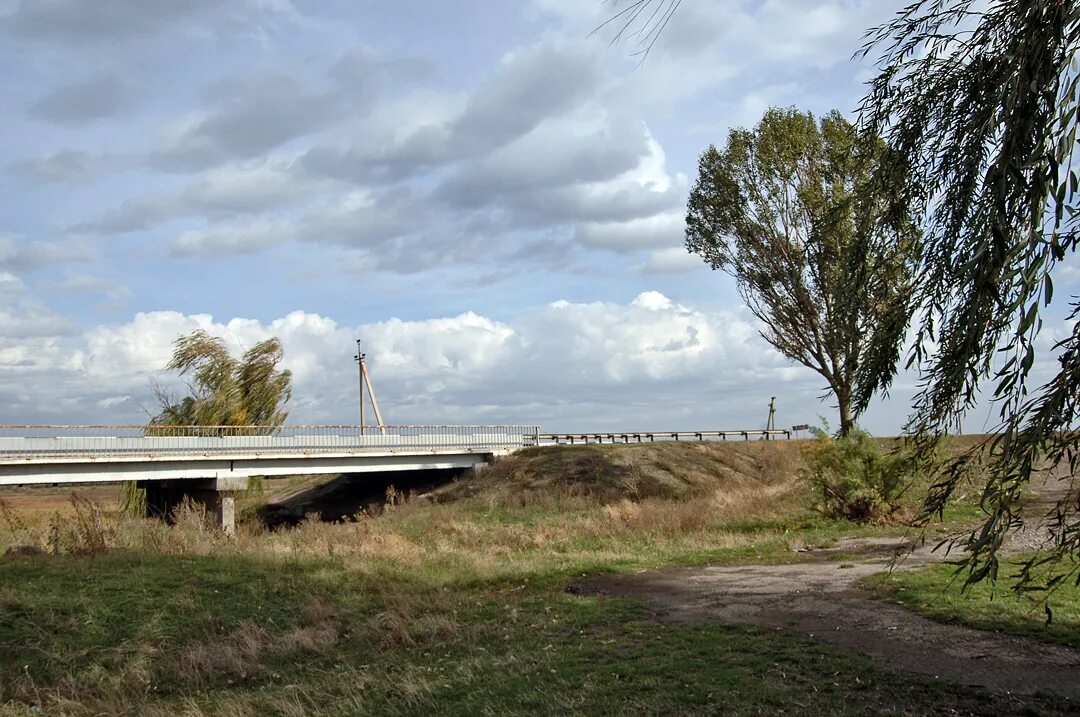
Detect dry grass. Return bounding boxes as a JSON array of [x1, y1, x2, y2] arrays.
[[0, 437, 990, 589], [435, 440, 805, 506], [0, 441, 896, 580]]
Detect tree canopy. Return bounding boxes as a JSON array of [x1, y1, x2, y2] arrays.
[[685, 107, 919, 435], [150, 330, 292, 428]]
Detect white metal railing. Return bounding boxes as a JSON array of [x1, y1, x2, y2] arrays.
[[0, 425, 542, 459]]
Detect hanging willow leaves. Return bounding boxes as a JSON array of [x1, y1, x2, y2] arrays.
[[858, 0, 1080, 589]]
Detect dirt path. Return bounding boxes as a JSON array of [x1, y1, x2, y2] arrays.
[[572, 478, 1080, 699]]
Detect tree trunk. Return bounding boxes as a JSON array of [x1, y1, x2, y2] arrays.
[[836, 388, 855, 437]]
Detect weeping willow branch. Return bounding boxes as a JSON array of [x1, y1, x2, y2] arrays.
[[858, 0, 1080, 590]]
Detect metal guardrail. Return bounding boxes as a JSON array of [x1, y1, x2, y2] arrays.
[[540, 430, 793, 444], [0, 425, 542, 459]]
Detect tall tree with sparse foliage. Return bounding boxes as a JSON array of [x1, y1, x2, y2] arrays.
[[151, 330, 292, 428], [685, 107, 919, 435], [857, 1, 1080, 588]]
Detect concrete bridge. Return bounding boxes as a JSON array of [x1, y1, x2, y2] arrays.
[[0, 425, 539, 532]]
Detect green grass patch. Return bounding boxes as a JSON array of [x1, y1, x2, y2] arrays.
[[1, 552, 1073, 716], [864, 555, 1080, 649]]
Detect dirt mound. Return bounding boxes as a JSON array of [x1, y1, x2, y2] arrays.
[[429, 441, 806, 505]]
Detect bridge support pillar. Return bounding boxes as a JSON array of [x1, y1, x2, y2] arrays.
[[469, 453, 497, 476], [140, 476, 246, 535]]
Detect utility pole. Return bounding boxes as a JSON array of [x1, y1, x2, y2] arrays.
[[766, 396, 776, 439], [355, 339, 365, 435], [353, 338, 386, 437]]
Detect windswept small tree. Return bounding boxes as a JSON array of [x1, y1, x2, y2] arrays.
[[685, 107, 919, 435], [122, 331, 291, 515], [150, 330, 292, 429]]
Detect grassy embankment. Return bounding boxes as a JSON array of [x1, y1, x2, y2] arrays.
[[1, 437, 1070, 715]]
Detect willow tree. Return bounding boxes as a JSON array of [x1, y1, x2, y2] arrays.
[[857, 1, 1080, 588], [121, 330, 293, 515], [151, 329, 292, 428], [685, 107, 919, 435]]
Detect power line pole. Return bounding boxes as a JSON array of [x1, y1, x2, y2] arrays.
[[766, 396, 776, 438], [354, 339, 365, 435], [362, 359, 386, 434], [353, 338, 387, 437]]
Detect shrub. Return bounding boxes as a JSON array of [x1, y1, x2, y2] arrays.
[[800, 429, 907, 523]]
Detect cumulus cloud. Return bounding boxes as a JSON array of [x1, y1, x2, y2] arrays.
[[0, 293, 824, 429]]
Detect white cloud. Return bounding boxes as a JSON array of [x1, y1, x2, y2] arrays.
[[170, 188, 427, 259], [0, 293, 823, 429], [577, 211, 685, 252], [74, 160, 327, 235], [635, 247, 705, 274]]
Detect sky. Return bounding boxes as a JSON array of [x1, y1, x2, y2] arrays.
[[0, 0, 1065, 434]]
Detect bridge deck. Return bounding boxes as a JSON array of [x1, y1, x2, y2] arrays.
[[0, 425, 539, 486], [0, 425, 538, 460]]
